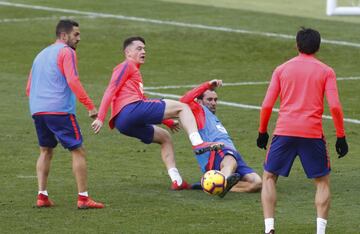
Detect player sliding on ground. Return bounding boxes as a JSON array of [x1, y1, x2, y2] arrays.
[[180, 80, 262, 198], [91, 36, 223, 190]]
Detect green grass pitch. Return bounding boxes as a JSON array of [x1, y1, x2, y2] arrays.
[[0, 0, 359, 233]]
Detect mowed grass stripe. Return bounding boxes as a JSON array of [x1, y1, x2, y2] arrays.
[[1, 1, 360, 48]]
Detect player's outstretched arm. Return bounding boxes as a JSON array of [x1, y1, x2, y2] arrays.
[[180, 80, 220, 104]]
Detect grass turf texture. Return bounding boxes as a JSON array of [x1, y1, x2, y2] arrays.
[[0, 0, 359, 233]]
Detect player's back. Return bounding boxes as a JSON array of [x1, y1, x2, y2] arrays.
[[274, 54, 334, 138]]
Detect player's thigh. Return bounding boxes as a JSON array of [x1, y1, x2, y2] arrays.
[[264, 135, 298, 177], [116, 119, 155, 144], [298, 138, 330, 179], [219, 154, 237, 169], [225, 149, 255, 178], [45, 114, 83, 151], [117, 100, 165, 129], [163, 99, 187, 119], [32, 115, 58, 148]]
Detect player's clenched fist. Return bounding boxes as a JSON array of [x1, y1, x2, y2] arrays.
[[209, 79, 222, 89]]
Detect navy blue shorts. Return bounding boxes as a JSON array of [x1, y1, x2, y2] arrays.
[[264, 135, 330, 178], [114, 99, 165, 144], [196, 147, 254, 179], [32, 114, 83, 151]]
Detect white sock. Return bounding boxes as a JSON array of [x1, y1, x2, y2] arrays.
[[168, 168, 183, 185], [189, 132, 203, 146], [265, 218, 274, 233], [38, 190, 48, 196], [317, 217, 327, 234], [78, 191, 89, 197]]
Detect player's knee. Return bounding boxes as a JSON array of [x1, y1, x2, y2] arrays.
[[179, 102, 191, 111], [263, 170, 277, 180], [40, 147, 53, 158], [154, 128, 172, 144], [161, 129, 171, 139], [252, 175, 263, 192], [246, 173, 262, 192], [174, 101, 189, 112]]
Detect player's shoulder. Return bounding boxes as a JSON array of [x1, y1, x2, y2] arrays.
[[273, 56, 297, 72], [113, 60, 130, 72], [59, 45, 76, 59], [113, 60, 137, 71], [310, 57, 335, 76]]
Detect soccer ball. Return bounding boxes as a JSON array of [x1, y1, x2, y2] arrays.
[[201, 170, 227, 195]]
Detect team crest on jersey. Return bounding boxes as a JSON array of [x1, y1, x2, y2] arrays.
[[216, 124, 228, 134]]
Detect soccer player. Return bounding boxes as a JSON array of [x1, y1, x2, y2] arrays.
[[180, 80, 262, 198], [26, 19, 104, 209], [91, 36, 223, 190], [257, 27, 348, 234]]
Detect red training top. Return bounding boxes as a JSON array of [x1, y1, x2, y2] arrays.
[[259, 53, 345, 138]]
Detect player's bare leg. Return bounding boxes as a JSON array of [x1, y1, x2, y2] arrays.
[[71, 146, 104, 209], [71, 146, 88, 193], [152, 126, 190, 190], [231, 173, 262, 193], [262, 171, 277, 218], [163, 99, 198, 134], [220, 155, 237, 177], [152, 126, 176, 170], [218, 155, 241, 198], [314, 174, 330, 218], [163, 99, 223, 151], [314, 174, 330, 234], [36, 147, 55, 207], [261, 171, 278, 233], [37, 147, 53, 191]]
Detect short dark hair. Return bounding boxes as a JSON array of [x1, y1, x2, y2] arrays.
[[296, 27, 321, 54], [197, 94, 204, 100], [123, 36, 145, 51], [56, 19, 79, 37], [197, 90, 216, 100]]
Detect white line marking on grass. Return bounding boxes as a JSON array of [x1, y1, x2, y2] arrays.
[[145, 76, 360, 90], [144, 81, 270, 90], [145, 91, 360, 124], [17, 175, 37, 179], [337, 76, 360, 81], [1, 1, 360, 48], [0, 15, 96, 23]]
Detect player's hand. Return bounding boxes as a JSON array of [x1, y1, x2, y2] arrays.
[[257, 132, 269, 150], [88, 108, 98, 119], [91, 119, 103, 134], [209, 79, 222, 89], [336, 136, 348, 158], [169, 120, 181, 133]]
